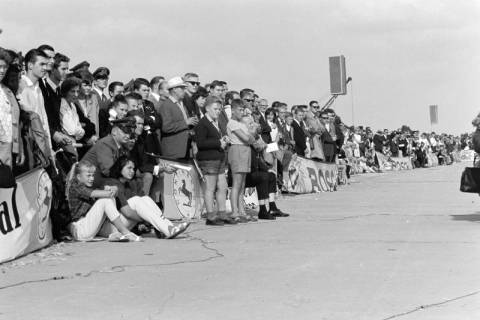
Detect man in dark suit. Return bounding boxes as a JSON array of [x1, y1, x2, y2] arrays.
[[257, 98, 272, 143], [148, 76, 164, 113], [183, 72, 201, 118], [91, 67, 110, 111], [291, 108, 307, 157], [39, 52, 73, 149], [373, 130, 387, 153], [159, 76, 199, 159], [319, 111, 337, 162]]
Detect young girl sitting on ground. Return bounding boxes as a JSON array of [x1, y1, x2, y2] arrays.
[[103, 156, 190, 239], [67, 160, 142, 242]]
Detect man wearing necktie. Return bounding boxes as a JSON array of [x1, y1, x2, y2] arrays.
[[38, 52, 73, 150], [257, 98, 272, 143], [159, 76, 198, 159], [91, 67, 110, 111]]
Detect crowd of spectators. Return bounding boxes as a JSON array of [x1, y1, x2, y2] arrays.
[[0, 44, 466, 242]]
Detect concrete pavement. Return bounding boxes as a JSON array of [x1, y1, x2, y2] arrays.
[[1, 163, 479, 319]]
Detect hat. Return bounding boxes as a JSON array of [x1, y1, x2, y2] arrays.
[[93, 67, 110, 79], [70, 61, 90, 72], [166, 76, 187, 89], [111, 117, 136, 135]]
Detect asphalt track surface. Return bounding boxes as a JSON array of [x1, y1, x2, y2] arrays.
[[1, 163, 479, 320]]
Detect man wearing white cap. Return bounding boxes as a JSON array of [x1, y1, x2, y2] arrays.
[[159, 76, 198, 159]]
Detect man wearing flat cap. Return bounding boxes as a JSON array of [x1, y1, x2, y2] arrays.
[[81, 117, 135, 187], [92, 67, 110, 111], [159, 76, 199, 159]]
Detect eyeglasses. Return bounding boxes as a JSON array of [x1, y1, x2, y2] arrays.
[[321, 117, 329, 119], [312, 106, 320, 109], [244, 98, 254, 102], [187, 81, 200, 86]]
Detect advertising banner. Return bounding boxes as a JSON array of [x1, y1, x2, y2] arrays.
[[459, 150, 475, 163], [0, 168, 53, 264], [389, 157, 413, 171], [376, 152, 413, 171], [283, 155, 339, 194]]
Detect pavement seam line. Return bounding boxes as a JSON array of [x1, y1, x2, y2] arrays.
[[0, 234, 224, 291], [380, 290, 480, 320]]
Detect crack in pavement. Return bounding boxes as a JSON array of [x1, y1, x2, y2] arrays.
[[0, 234, 224, 291], [380, 290, 480, 320]]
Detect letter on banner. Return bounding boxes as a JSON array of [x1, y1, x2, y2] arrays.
[[307, 167, 320, 193]]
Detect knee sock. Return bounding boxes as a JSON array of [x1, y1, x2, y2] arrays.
[[259, 204, 268, 215]]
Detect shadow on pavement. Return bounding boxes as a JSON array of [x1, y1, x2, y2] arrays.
[[451, 212, 480, 223]]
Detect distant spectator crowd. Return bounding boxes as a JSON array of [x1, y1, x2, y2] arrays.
[[0, 44, 465, 243]]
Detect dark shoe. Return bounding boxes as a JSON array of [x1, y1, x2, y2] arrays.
[[270, 209, 289, 217], [221, 217, 238, 225], [154, 229, 167, 239], [258, 212, 276, 220], [206, 218, 225, 226]]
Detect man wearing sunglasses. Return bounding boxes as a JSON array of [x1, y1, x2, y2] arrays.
[[183, 72, 201, 118]]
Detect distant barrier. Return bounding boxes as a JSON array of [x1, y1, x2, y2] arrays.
[[375, 152, 413, 171], [282, 155, 339, 193]]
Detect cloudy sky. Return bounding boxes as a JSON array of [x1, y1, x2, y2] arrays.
[[1, 0, 478, 134]]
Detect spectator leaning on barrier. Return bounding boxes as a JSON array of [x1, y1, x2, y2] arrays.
[[0, 48, 23, 167]]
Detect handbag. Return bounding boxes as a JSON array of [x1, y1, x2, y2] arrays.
[[460, 167, 480, 193]]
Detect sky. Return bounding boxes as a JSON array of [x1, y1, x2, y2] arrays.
[[1, 0, 479, 134]]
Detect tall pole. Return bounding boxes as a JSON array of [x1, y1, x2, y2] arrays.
[[350, 80, 354, 126]]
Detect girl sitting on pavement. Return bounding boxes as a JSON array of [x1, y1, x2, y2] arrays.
[[103, 155, 190, 239], [67, 160, 142, 242]]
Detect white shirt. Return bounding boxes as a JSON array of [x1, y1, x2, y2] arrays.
[[17, 75, 53, 152], [224, 104, 232, 119], [150, 92, 160, 102], [60, 99, 85, 140], [93, 86, 104, 99], [46, 77, 59, 92], [0, 86, 12, 143], [169, 96, 188, 121], [268, 120, 278, 142]]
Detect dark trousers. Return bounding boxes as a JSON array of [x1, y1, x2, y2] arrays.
[[246, 171, 276, 200]]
